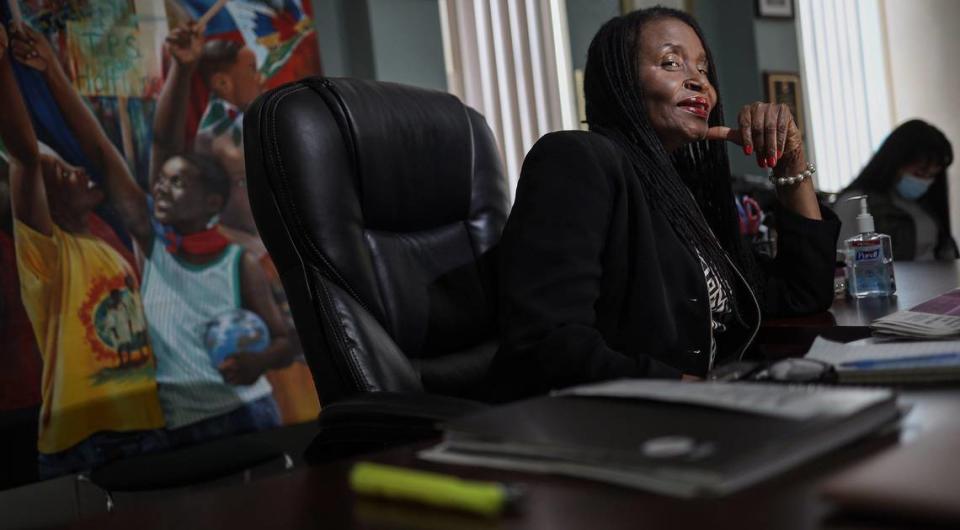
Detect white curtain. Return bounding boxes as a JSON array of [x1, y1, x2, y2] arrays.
[[796, 0, 893, 192], [439, 0, 579, 196]]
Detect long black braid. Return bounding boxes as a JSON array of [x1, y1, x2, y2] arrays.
[[584, 7, 761, 324]]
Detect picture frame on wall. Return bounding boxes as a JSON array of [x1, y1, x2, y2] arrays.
[[756, 0, 794, 19], [764, 72, 804, 134]]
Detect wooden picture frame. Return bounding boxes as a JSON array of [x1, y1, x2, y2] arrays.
[[764, 72, 804, 134], [756, 0, 794, 19]]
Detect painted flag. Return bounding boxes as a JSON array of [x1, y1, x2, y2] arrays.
[[174, 0, 321, 146], [178, 0, 321, 88]]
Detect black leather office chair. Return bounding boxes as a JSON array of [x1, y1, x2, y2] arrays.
[[244, 78, 509, 461]]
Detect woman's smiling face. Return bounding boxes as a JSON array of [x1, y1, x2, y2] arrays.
[[637, 17, 716, 152]]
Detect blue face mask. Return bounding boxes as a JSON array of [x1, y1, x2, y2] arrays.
[[896, 173, 934, 200]]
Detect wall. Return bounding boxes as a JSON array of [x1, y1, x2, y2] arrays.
[[313, 0, 375, 79], [313, 0, 446, 91], [754, 16, 800, 74], [691, 0, 763, 178], [881, 0, 960, 238], [628, 0, 688, 11], [368, 0, 447, 91], [565, 0, 620, 71]]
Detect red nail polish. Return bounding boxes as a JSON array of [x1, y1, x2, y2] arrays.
[[759, 159, 766, 168], [777, 150, 783, 158], [744, 145, 753, 155], [768, 156, 777, 167]]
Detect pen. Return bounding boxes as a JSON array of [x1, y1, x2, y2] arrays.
[[349, 461, 522, 517], [839, 352, 960, 370]]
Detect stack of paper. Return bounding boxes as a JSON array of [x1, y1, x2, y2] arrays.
[[871, 289, 960, 338], [806, 337, 960, 383]]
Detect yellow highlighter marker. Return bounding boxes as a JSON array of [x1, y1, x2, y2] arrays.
[[349, 461, 521, 518]]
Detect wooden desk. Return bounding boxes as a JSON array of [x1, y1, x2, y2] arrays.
[[760, 260, 960, 357], [830, 260, 960, 327], [53, 387, 960, 530], [51, 262, 960, 530]]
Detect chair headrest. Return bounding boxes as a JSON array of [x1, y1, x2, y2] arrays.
[[326, 78, 476, 233]]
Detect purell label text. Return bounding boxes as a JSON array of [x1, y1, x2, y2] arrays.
[[855, 247, 881, 262]]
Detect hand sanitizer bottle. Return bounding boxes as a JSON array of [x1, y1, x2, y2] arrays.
[[844, 195, 896, 298]]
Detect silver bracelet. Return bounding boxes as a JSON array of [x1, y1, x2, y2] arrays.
[[769, 162, 816, 186]]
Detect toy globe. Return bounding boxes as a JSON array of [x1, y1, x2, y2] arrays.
[[203, 308, 271, 367]]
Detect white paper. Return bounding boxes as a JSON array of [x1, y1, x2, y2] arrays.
[[806, 336, 960, 365], [553, 379, 891, 420], [870, 289, 960, 338], [871, 311, 960, 337]]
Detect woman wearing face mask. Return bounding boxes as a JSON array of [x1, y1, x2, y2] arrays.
[[835, 120, 956, 261], [488, 7, 840, 400]]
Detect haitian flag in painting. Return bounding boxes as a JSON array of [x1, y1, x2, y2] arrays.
[[179, 0, 320, 89], [176, 0, 321, 147]]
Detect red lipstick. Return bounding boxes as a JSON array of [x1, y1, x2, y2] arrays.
[[677, 96, 710, 119]]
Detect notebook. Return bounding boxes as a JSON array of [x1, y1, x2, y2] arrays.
[[420, 380, 899, 498], [806, 337, 960, 383]]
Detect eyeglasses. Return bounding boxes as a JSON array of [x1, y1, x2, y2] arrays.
[[753, 358, 836, 383], [708, 358, 837, 383]]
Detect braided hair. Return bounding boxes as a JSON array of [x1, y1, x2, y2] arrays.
[[584, 7, 759, 323]]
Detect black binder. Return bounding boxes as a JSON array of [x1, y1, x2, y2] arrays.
[[421, 381, 899, 497]]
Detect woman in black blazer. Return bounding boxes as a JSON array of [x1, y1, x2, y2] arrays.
[[489, 7, 840, 400]]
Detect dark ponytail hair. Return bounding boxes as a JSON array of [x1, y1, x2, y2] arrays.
[[843, 119, 952, 194], [584, 7, 757, 322], [842, 119, 955, 257]]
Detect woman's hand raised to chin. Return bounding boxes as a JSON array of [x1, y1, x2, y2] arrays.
[[708, 102, 804, 171], [705, 102, 822, 220]]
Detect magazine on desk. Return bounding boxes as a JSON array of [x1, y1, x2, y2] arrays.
[[871, 288, 960, 338], [419, 380, 898, 498]]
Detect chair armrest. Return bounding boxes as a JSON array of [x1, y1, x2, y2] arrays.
[[305, 392, 488, 463], [89, 435, 283, 491]]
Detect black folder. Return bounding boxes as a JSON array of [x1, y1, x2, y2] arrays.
[[421, 381, 899, 497]]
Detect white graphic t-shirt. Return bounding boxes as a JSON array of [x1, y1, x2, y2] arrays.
[[696, 251, 732, 369]]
